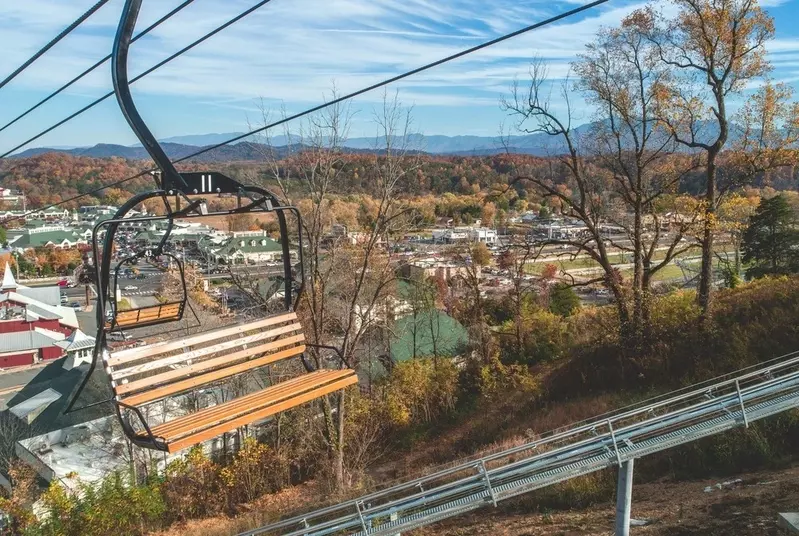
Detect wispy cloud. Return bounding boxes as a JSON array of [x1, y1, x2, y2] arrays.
[[0, 0, 797, 147]]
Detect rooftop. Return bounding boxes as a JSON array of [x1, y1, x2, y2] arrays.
[[56, 329, 95, 352], [0, 329, 65, 354], [9, 387, 61, 422], [0, 292, 79, 328], [390, 310, 469, 363], [18, 417, 129, 491], [6, 358, 113, 435]]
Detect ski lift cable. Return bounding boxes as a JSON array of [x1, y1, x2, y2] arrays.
[[180, 0, 612, 161], [1, 0, 610, 222], [0, 0, 198, 134], [0, 0, 112, 92], [0, 0, 276, 158]]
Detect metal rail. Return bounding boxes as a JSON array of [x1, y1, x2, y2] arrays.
[[242, 350, 799, 536]]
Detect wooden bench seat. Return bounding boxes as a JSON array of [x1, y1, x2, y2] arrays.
[[104, 312, 358, 452], [140, 369, 357, 453], [108, 302, 183, 329]]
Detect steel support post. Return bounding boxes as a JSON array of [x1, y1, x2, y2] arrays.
[[390, 511, 401, 536], [615, 459, 635, 536]]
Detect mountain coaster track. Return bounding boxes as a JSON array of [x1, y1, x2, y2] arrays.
[[243, 350, 799, 536]]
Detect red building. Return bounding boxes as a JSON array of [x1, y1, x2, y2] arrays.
[[0, 263, 79, 368]]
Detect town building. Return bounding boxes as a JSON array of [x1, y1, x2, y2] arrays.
[[402, 259, 479, 283], [432, 226, 497, 244], [25, 207, 70, 222], [0, 187, 25, 206], [431, 228, 469, 243], [0, 264, 79, 368], [202, 231, 285, 265], [6, 226, 87, 251]]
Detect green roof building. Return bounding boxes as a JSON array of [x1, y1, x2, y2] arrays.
[[7, 227, 86, 251], [390, 310, 468, 363]]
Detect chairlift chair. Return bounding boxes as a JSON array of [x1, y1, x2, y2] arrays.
[[66, 0, 358, 453]]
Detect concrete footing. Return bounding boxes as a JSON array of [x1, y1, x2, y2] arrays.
[[778, 513, 799, 534]]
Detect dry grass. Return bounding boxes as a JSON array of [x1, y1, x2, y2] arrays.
[[150, 482, 322, 536]]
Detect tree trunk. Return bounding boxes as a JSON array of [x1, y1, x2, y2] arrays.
[[698, 154, 717, 317], [334, 390, 346, 491], [631, 199, 644, 351]]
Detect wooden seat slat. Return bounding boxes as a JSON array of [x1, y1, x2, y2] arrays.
[[112, 304, 182, 327], [110, 323, 302, 379], [141, 370, 357, 452], [110, 313, 296, 363], [161, 374, 357, 453], [106, 310, 359, 453], [117, 304, 181, 319], [148, 370, 346, 437], [114, 334, 305, 396], [121, 345, 306, 406], [117, 310, 178, 324]]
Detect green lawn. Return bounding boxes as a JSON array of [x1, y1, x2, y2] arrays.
[[524, 244, 730, 275], [521, 245, 734, 282]]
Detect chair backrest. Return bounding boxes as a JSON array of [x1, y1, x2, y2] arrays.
[[108, 301, 184, 330], [106, 313, 305, 407]]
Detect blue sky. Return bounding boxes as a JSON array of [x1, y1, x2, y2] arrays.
[[0, 0, 797, 152]]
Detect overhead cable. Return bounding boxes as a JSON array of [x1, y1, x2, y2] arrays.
[[3, 0, 611, 222], [0, 0, 197, 134], [175, 0, 611, 161], [0, 0, 112, 91], [1, 0, 275, 158]]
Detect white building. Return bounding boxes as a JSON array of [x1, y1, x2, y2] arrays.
[[0, 187, 24, 205], [432, 226, 497, 244], [468, 227, 498, 244], [432, 228, 469, 243]]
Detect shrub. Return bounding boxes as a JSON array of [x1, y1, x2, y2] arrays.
[[29, 473, 164, 536], [499, 309, 570, 365], [161, 447, 225, 522], [380, 358, 460, 426], [220, 438, 288, 505]]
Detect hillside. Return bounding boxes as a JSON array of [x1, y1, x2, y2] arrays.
[[0, 151, 554, 208]]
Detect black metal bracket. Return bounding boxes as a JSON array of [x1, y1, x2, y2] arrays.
[[115, 399, 168, 451], [112, 0, 186, 190]]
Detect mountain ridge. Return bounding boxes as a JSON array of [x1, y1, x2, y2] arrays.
[[12, 120, 729, 161], [12, 132, 576, 161]]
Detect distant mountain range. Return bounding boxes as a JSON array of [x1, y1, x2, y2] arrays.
[[13, 121, 729, 161], [12, 132, 580, 161]]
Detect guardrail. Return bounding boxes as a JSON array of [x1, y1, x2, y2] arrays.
[[242, 350, 799, 536]]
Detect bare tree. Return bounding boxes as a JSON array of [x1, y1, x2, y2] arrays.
[[496, 233, 546, 355], [0, 412, 37, 476], [254, 90, 419, 491], [501, 39, 697, 349]]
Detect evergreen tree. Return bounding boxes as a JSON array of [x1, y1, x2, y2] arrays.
[[742, 195, 799, 279], [548, 283, 580, 317]]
